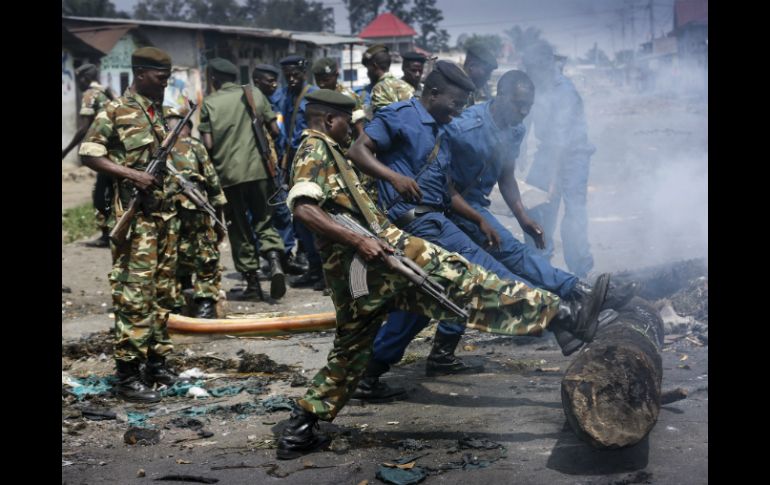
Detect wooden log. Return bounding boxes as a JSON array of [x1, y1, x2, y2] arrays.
[[561, 297, 665, 449]]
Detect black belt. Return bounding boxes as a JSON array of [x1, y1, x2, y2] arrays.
[[393, 205, 442, 229]]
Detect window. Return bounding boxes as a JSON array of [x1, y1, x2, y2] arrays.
[[343, 69, 358, 82]]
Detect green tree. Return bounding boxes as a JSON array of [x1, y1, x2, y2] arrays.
[[134, 0, 190, 21], [187, 0, 241, 25], [62, 0, 128, 18], [386, 0, 413, 25], [242, 0, 334, 31], [461, 34, 502, 58], [411, 0, 448, 52], [505, 25, 544, 54], [343, 0, 384, 34]]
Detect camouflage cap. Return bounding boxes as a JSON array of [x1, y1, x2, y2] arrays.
[[466, 43, 498, 70], [402, 51, 427, 64], [163, 105, 188, 119], [362, 44, 388, 66], [305, 89, 356, 115], [132, 47, 172, 70], [312, 57, 338, 76], [433, 60, 476, 92], [279, 55, 307, 68], [208, 57, 239, 75], [75, 63, 98, 75], [253, 63, 280, 76]]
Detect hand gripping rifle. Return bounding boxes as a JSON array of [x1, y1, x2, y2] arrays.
[[109, 101, 198, 244], [330, 212, 469, 320], [163, 162, 227, 233]]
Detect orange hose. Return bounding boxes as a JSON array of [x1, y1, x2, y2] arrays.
[[167, 312, 337, 336]]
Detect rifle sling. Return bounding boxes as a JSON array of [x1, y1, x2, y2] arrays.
[[242, 85, 274, 173]]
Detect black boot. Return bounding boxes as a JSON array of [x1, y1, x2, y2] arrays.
[[241, 270, 264, 300], [194, 298, 216, 319], [179, 274, 193, 291], [550, 273, 611, 355], [114, 360, 160, 403], [144, 353, 181, 387], [276, 405, 331, 460], [284, 252, 308, 275], [572, 276, 637, 311], [85, 228, 110, 248], [351, 360, 407, 403], [266, 250, 287, 299], [289, 263, 323, 288], [425, 332, 485, 377]]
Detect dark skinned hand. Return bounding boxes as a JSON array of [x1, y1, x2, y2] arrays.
[[390, 173, 422, 203], [479, 219, 502, 250], [355, 236, 395, 263], [519, 215, 546, 249]]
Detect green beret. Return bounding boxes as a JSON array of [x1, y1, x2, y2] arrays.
[[362, 44, 388, 65], [402, 51, 427, 63], [279, 55, 307, 68], [75, 63, 97, 76], [132, 47, 172, 70], [466, 44, 498, 70], [312, 57, 338, 76], [433, 60, 476, 92], [305, 89, 356, 115], [208, 57, 238, 76]]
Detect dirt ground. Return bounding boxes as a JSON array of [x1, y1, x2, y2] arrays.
[[62, 88, 707, 484]]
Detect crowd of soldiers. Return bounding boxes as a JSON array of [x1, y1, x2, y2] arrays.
[[64, 41, 637, 461]]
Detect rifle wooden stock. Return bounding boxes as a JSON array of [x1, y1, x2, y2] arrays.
[[109, 198, 138, 244]]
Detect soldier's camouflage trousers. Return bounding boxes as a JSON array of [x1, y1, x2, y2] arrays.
[[298, 223, 561, 421], [175, 208, 222, 302], [109, 213, 180, 363]]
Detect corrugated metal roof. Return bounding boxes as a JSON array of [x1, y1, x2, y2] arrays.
[[293, 32, 366, 46], [358, 13, 416, 39], [63, 16, 293, 39], [69, 24, 136, 55]]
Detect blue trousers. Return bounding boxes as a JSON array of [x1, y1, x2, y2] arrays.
[[294, 219, 322, 267], [450, 204, 578, 299], [525, 151, 594, 278], [372, 212, 522, 366]]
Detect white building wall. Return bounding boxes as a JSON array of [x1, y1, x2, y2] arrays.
[[62, 49, 79, 167]]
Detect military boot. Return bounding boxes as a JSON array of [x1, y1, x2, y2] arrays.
[[550, 273, 610, 355], [276, 405, 331, 460], [351, 359, 407, 403], [194, 298, 216, 319], [85, 228, 110, 248], [572, 277, 637, 311], [241, 270, 264, 301], [289, 262, 323, 288], [284, 252, 308, 275], [266, 250, 287, 299], [144, 353, 181, 387], [114, 360, 160, 403], [425, 332, 485, 377]]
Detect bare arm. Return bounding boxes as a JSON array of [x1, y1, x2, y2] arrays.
[[81, 155, 157, 192], [293, 198, 394, 262], [347, 133, 422, 202], [201, 132, 213, 152], [61, 115, 94, 159], [269, 120, 280, 138]]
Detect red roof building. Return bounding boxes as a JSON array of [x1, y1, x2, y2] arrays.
[[358, 12, 416, 55]]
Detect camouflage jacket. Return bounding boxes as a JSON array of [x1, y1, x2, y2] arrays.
[[79, 81, 112, 117], [286, 129, 389, 234], [335, 83, 366, 124], [370, 73, 414, 113], [79, 90, 176, 218], [169, 135, 228, 211]]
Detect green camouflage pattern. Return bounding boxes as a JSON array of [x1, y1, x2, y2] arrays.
[[168, 135, 227, 211], [370, 72, 414, 113], [175, 208, 222, 301], [289, 130, 561, 421], [80, 91, 180, 363], [110, 213, 180, 362], [79, 82, 112, 117], [335, 83, 363, 112]]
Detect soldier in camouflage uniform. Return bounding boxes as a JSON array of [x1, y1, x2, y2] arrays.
[[275, 89, 609, 460], [362, 44, 414, 115], [79, 47, 183, 404], [463, 43, 498, 106], [164, 106, 227, 319], [62, 63, 116, 248]]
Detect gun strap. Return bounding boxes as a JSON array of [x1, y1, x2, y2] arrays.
[[282, 84, 311, 167], [325, 137, 385, 235]]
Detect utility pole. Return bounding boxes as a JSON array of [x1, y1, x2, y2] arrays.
[[648, 0, 655, 41]]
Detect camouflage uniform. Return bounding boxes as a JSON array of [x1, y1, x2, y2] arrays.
[[286, 129, 561, 421], [369, 72, 414, 114], [80, 81, 115, 233], [167, 134, 228, 304], [335, 83, 366, 124], [79, 91, 179, 363]]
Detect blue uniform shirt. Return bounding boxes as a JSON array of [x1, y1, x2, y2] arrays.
[[446, 101, 526, 207], [530, 73, 595, 155], [364, 98, 453, 222], [276, 83, 319, 152]]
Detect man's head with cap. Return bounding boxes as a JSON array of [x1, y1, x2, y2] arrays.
[[208, 57, 239, 88], [312, 58, 339, 90], [362, 44, 390, 84], [279, 55, 308, 93], [131, 47, 172, 102], [463, 43, 498, 90], [75, 63, 98, 90], [401, 51, 427, 90], [304, 89, 355, 144], [521, 42, 556, 87], [252, 63, 280, 97], [421, 60, 475, 124]]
